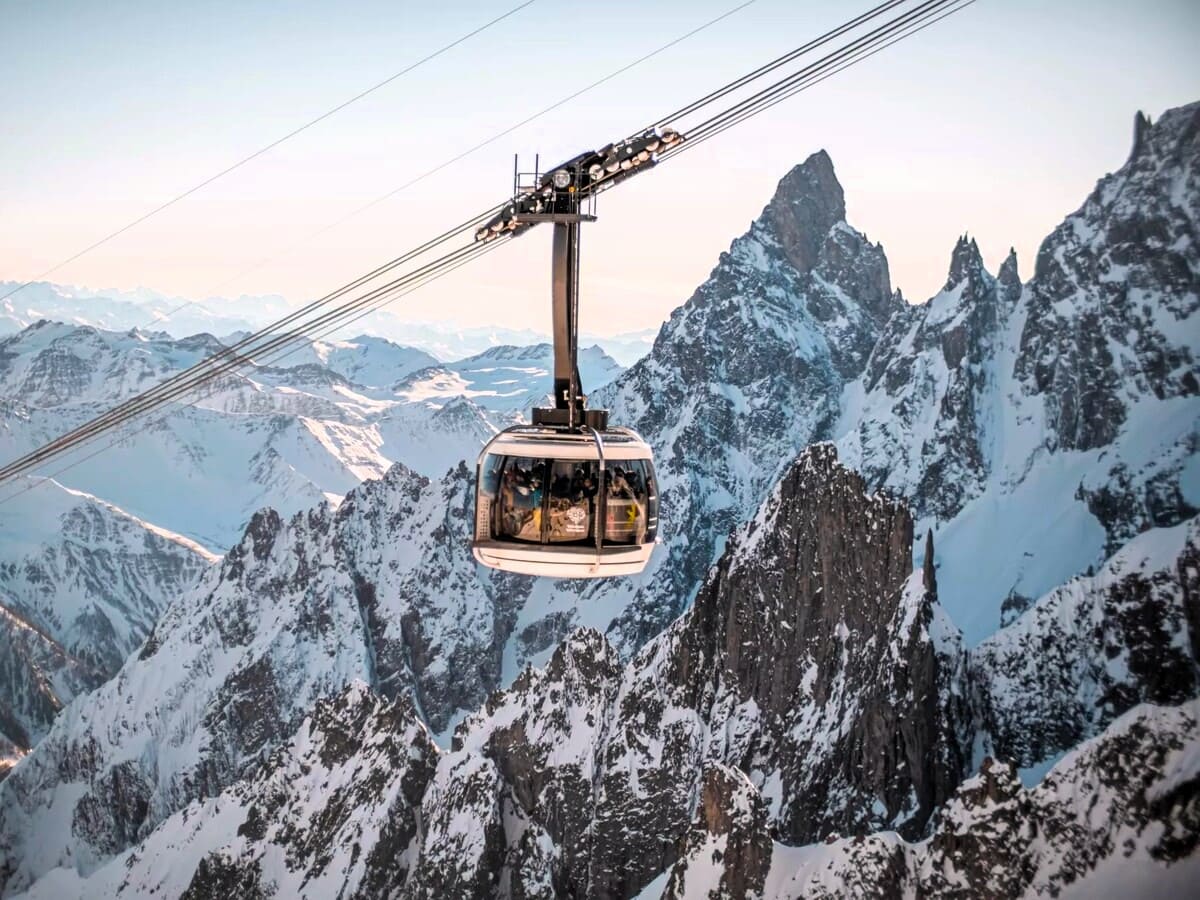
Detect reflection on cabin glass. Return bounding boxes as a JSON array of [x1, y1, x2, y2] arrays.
[[603, 459, 655, 545]]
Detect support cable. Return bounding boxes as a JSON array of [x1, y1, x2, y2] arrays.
[[0, 0, 979, 489], [0, 0, 537, 305], [0, 238, 509, 509]]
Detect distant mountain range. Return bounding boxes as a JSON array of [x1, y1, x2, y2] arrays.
[[0, 282, 659, 366], [0, 321, 624, 761]]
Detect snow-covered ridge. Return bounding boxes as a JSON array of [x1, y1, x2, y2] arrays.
[[394, 342, 622, 414], [0, 282, 659, 364], [0, 321, 498, 550], [835, 102, 1200, 641], [972, 514, 1200, 778], [4, 442, 1195, 897], [0, 477, 214, 755]]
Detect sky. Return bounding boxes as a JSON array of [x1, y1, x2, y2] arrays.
[[2, 0, 1198, 336]]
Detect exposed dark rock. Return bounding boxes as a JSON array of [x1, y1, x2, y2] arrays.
[[765, 702, 1199, 898], [766, 150, 847, 276], [923, 528, 937, 596], [412, 445, 972, 898], [998, 591, 1033, 628], [665, 764, 773, 900], [593, 149, 900, 655]]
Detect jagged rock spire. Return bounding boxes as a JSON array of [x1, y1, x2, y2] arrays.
[[944, 233, 986, 292], [1131, 110, 1152, 159], [923, 528, 938, 598], [766, 149, 847, 275], [998, 247, 1020, 286], [997, 247, 1021, 304]]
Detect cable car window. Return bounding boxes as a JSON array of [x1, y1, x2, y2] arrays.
[[480, 454, 503, 497], [546, 460, 599, 544], [497, 457, 546, 543], [636, 458, 659, 542], [604, 460, 654, 545]]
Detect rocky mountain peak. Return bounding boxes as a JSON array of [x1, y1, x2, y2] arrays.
[[998, 244, 1017, 290], [1122, 102, 1199, 169], [670, 443, 970, 842], [943, 233, 988, 293], [923, 528, 938, 596], [1131, 109, 1153, 160], [766, 149, 847, 274]]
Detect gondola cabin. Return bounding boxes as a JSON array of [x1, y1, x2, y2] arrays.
[[472, 426, 658, 577]]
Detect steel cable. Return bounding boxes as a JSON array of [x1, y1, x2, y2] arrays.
[[0, 0, 979, 489]]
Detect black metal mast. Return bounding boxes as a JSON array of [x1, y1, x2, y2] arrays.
[[550, 220, 584, 422], [480, 131, 683, 432]]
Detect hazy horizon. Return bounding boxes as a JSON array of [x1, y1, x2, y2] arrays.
[[3, 0, 1198, 333]]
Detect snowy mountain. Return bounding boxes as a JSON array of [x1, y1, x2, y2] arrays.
[[0, 101, 1197, 896], [395, 342, 623, 416], [0, 322, 495, 550], [2, 445, 1193, 897], [532, 147, 904, 663], [663, 700, 1199, 899], [0, 322, 494, 766], [0, 460, 496, 892], [0, 282, 270, 340], [0, 282, 654, 366], [254, 334, 439, 388], [582, 328, 658, 367], [0, 478, 214, 764], [972, 514, 1200, 778], [837, 102, 1200, 640]]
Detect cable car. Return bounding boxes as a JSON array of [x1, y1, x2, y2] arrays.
[[473, 425, 658, 577], [470, 143, 676, 577]]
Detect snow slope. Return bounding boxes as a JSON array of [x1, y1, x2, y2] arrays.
[[394, 342, 623, 415], [4, 446, 1194, 898], [0, 322, 496, 549], [836, 103, 1200, 641], [0, 478, 213, 755]]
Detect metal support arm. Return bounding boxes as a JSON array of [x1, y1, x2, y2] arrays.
[[551, 221, 583, 420]]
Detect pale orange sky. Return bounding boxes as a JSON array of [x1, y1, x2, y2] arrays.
[[2, 0, 1198, 334]]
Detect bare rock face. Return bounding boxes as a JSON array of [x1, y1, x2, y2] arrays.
[[662, 763, 772, 900], [666, 443, 971, 844], [771, 701, 1200, 899], [664, 764, 773, 900], [765, 150, 846, 277], [587, 150, 901, 655], [406, 444, 971, 898]]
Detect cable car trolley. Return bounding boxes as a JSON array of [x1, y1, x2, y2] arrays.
[[471, 134, 679, 577]]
